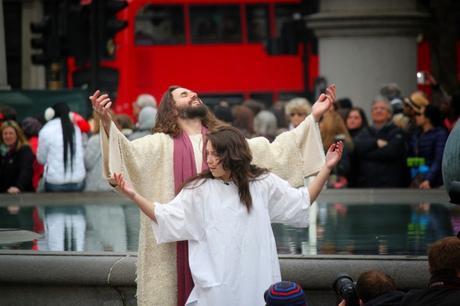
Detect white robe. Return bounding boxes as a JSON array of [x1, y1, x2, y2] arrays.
[[152, 173, 310, 306], [100, 114, 325, 305]]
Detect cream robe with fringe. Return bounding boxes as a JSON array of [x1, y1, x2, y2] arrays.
[[100, 114, 325, 306]]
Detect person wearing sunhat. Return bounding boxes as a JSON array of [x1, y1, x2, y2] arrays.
[[404, 91, 430, 117]]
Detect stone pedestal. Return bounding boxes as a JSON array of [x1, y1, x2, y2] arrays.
[[307, 0, 429, 113]]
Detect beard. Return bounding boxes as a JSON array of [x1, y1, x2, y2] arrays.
[[177, 103, 208, 119]]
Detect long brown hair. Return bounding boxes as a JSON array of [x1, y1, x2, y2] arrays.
[[153, 85, 222, 137], [0, 120, 29, 151], [181, 126, 268, 212], [320, 110, 353, 151]]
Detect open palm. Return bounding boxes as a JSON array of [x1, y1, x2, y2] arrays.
[[113, 173, 136, 199], [325, 141, 343, 169]]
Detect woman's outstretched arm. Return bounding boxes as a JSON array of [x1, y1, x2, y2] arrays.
[[307, 141, 343, 202], [113, 173, 157, 222]]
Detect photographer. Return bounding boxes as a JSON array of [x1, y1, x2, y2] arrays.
[[336, 270, 404, 306], [400, 234, 460, 306]]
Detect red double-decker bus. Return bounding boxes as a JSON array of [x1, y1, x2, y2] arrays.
[[70, 0, 319, 115]]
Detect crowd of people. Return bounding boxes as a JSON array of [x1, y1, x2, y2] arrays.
[[0, 78, 459, 305], [210, 80, 459, 190]]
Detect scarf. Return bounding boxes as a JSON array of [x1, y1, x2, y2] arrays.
[[173, 126, 208, 306]]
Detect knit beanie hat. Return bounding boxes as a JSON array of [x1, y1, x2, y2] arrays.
[[264, 281, 307, 306]]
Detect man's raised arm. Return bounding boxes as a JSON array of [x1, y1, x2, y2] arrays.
[[89, 90, 113, 136], [311, 84, 336, 122]]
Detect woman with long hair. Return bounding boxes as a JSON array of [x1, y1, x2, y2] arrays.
[[37, 102, 86, 251], [37, 102, 86, 190], [0, 120, 35, 193], [0, 120, 35, 249], [345, 107, 369, 138], [319, 110, 353, 188], [113, 126, 343, 305]]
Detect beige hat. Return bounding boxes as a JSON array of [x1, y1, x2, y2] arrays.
[[404, 91, 429, 114]]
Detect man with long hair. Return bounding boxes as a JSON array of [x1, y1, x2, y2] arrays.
[[112, 126, 343, 305], [90, 85, 335, 306]]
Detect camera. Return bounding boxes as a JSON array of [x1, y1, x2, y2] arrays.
[[416, 71, 427, 85], [332, 273, 359, 306]]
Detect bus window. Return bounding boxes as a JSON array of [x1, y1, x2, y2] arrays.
[[190, 5, 241, 44], [135, 5, 185, 45], [274, 4, 299, 37], [201, 94, 244, 107], [246, 5, 269, 42]]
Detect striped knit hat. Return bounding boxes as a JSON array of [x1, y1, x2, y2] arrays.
[[264, 281, 307, 306]]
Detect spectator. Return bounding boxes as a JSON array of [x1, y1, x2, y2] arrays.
[[335, 97, 353, 120], [346, 107, 369, 138], [380, 83, 402, 102], [264, 281, 307, 306], [320, 110, 352, 188], [84, 112, 113, 192], [353, 96, 408, 187], [0, 120, 35, 249], [37, 102, 86, 251], [132, 93, 157, 119], [84, 112, 128, 252], [285, 98, 312, 130], [114, 114, 134, 138], [408, 104, 448, 189], [271, 100, 289, 133], [38, 103, 86, 191], [356, 270, 404, 306], [403, 91, 430, 133], [0, 105, 18, 124], [0, 120, 35, 193], [245, 99, 278, 140], [345, 107, 369, 187], [21, 117, 44, 191], [213, 101, 233, 124], [232, 104, 256, 138], [422, 72, 452, 127], [444, 93, 460, 131], [129, 106, 157, 140], [400, 234, 460, 306], [255, 109, 278, 141]]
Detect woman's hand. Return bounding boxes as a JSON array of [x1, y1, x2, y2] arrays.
[[325, 141, 344, 170], [113, 173, 137, 200], [113, 173, 157, 222]]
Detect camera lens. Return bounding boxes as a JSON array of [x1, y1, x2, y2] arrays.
[[332, 273, 360, 306]]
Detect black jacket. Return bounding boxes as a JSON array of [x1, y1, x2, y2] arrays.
[[353, 123, 408, 187], [400, 272, 460, 306], [0, 145, 35, 192], [364, 291, 405, 306]]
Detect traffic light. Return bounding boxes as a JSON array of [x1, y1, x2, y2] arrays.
[[65, 2, 91, 64], [97, 0, 128, 57], [30, 16, 60, 65]]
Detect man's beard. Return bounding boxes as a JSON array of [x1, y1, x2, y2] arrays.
[[177, 104, 208, 119]]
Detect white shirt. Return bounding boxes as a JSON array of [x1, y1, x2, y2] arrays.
[[152, 173, 310, 306], [37, 118, 86, 184], [189, 134, 203, 173]]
